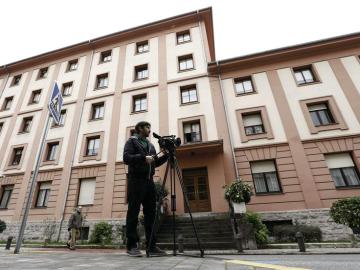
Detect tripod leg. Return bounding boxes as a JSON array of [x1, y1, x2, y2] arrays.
[[173, 157, 204, 257], [146, 160, 170, 257], [170, 162, 177, 256]]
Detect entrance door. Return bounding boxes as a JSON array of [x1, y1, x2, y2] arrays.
[[183, 167, 211, 212]]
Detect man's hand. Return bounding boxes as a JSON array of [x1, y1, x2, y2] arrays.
[[145, 155, 154, 164]]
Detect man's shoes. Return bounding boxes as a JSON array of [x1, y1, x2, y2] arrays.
[[127, 247, 143, 257], [69, 246, 76, 250], [148, 246, 167, 257]]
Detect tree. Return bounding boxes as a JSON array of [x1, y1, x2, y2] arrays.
[[330, 197, 360, 233]]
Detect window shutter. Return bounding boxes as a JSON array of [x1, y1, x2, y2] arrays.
[[78, 178, 96, 205], [40, 182, 51, 190], [184, 124, 191, 133], [251, 160, 276, 173], [325, 153, 354, 169], [308, 104, 327, 111], [243, 114, 262, 127]]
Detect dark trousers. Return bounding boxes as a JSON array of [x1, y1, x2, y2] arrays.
[[126, 176, 156, 250]]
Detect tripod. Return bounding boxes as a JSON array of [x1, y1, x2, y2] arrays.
[[146, 151, 204, 258]]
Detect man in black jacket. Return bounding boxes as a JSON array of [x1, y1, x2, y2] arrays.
[[123, 121, 168, 257]]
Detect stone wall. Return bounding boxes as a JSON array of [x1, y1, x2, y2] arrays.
[[0, 219, 126, 243], [0, 210, 354, 243], [259, 208, 352, 241]]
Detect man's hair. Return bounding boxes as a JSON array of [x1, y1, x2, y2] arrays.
[[135, 121, 151, 132]]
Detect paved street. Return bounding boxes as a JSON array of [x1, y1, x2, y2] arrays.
[[1, 249, 360, 270]]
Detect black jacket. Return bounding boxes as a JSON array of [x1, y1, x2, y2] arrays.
[[123, 136, 168, 179], [68, 211, 83, 230]]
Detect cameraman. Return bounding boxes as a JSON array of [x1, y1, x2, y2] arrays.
[[123, 121, 168, 257]]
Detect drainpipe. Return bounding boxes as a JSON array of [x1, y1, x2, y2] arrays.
[[56, 41, 95, 241], [216, 62, 239, 179], [0, 66, 10, 100]]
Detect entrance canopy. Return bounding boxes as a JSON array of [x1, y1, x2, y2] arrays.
[[176, 139, 223, 157]]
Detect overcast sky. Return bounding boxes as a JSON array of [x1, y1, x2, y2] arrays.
[[1, 0, 359, 66]]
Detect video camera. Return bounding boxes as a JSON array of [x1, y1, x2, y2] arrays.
[[153, 132, 181, 153]]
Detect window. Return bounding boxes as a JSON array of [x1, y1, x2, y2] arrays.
[[0, 185, 13, 209], [80, 227, 90, 240], [178, 55, 194, 71], [38, 67, 48, 79], [177, 30, 191, 44], [45, 142, 59, 161], [2, 96, 13, 111], [52, 110, 66, 127], [11, 75, 22, 86], [20, 117, 33, 133], [243, 113, 264, 135], [134, 64, 148, 80], [62, 82, 73, 96], [78, 178, 96, 205], [67, 59, 78, 71], [29, 89, 41, 104], [10, 147, 23, 166], [95, 73, 109, 89], [183, 121, 201, 143], [234, 77, 255, 95], [136, 41, 149, 54], [180, 85, 198, 104], [100, 50, 112, 63], [80, 132, 103, 162], [91, 102, 105, 120], [58, 110, 66, 126], [293, 66, 317, 85], [86, 136, 100, 156], [133, 95, 147, 112], [325, 153, 360, 188], [0, 122, 3, 134], [308, 103, 335, 126], [36, 182, 51, 207], [251, 160, 281, 194]]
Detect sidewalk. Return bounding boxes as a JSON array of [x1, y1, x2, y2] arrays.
[[1, 247, 360, 270], [2, 246, 360, 255]]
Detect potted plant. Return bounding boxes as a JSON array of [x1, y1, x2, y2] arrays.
[[224, 179, 252, 213], [330, 197, 360, 235]]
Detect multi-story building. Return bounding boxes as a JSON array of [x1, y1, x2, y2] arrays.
[[0, 7, 359, 242]]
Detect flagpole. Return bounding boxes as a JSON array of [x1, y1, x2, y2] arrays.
[[14, 110, 53, 253]]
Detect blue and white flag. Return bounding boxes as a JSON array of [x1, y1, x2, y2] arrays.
[[48, 82, 63, 124]]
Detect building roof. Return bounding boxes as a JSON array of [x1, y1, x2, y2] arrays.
[[208, 31, 360, 74], [0, 7, 215, 76]]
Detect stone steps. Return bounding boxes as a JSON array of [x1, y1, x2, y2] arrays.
[[156, 215, 236, 250]]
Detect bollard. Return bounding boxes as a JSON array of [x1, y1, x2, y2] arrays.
[[235, 233, 243, 253], [177, 234, 184, 253], [5, 236, 13, 250], [295, 231, 306, 252]]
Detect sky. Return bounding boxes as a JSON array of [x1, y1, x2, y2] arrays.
[[1, 0, 359, 66]]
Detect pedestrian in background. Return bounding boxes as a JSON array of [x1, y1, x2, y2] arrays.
[[67, 206, 83, 250]]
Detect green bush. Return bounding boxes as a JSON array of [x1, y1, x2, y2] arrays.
[[154, 181, 169, 201], [89, 222, 113, 245], [224, 179, 252, 203], [273, 224, 322, 243], [330, 197, 360, 230], [245, 212, 269, 247], [0, 220, 6, 233]]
